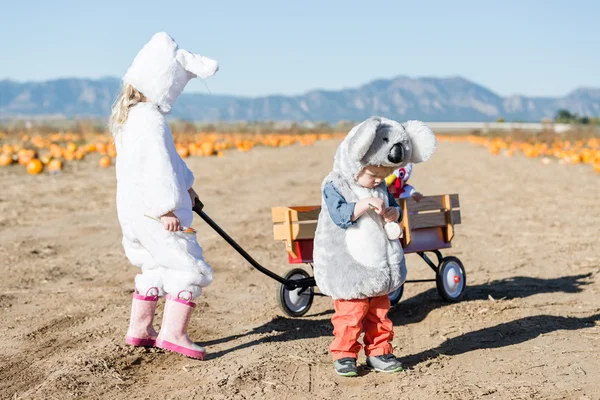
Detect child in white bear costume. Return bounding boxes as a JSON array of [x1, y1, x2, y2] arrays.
[[313, 116, 436, 376], [110, 32, 218, 360]]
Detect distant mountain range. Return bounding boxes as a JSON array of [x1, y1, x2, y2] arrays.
[[1, 76, 599, 122]]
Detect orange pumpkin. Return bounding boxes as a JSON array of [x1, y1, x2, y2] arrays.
[[107, 145, 117, 158], [488, 145, 500, 156], [0, 152, 13, 166], [40, 153, 53, 165], [47, 159, 63, 173], [99, 156, 112, 168], [188, 143, 200, 156], [63, 151, 75, 161], [176, 145, 189, 158], [96, 143, 107, 154], [26, 159, 43, 175], [66, 142, 78, 153], [50, 144, 63, 158], [18, 149, 36, 166], [201, 142, 215, 156]]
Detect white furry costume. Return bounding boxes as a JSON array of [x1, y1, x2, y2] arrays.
[[115, 32, 218, 299], [313, 117, 437, 300]]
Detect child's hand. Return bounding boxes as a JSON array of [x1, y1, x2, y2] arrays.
[[383, 207, 400, 222], [160, 212, 181, 232], [365, 197, 385, 215], [188, 187, 199, 206], [352, 197, 385, 221], [412, 192, 424, 203]]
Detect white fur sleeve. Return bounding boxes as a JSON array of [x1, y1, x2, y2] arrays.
[[182, 162, 195, 189], [137, 126, 185, 219]]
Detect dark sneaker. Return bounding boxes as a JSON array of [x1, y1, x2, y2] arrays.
[[366, 354, 404, 373], [334, 357, 358, 377]]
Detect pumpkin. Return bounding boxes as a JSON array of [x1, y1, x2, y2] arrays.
[[176, 145, 189, 158], [488, 145, 500, 156], [66, 142, 77, 153], [99, 156, 112, 168], [96, 143, 108, 155], [40, 153, 53, 165], [47, 159, 63, 173], [18, 149, 36, 166], [107, 145, 117, 158], [0, 152, 13, 166], [63, 151, 75, 161], [201, 142, 215, 156], [26, 158, 44, 175]]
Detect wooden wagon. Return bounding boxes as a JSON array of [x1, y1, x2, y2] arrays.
[[271, 194, 464, 316]]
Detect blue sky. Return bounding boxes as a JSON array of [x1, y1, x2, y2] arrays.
[[1, 0, 598, 98]]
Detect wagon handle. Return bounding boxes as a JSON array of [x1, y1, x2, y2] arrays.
[[192, 197, 297, 287]]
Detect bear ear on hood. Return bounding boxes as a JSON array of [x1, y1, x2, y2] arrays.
[[175, 49, 219, 79], [404, 120, 437, 163], [348, 116, 382, 161]]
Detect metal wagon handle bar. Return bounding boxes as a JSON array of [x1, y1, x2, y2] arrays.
[[192, 198, 314, 290]]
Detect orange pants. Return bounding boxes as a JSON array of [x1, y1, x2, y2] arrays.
[[330, 294, 394, 360]]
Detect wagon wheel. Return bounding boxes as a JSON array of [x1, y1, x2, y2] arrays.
[[436, 256, 466, 302], [388, 284, 404, 307], [277, 268, 314, 317]]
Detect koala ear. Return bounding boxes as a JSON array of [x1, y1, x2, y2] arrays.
[[404, 120, 437, 163], [348, 117, 382, 161]]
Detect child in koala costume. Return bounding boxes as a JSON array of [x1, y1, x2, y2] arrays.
[[313, 116, 436, 376], [110, 32, 218, 360]]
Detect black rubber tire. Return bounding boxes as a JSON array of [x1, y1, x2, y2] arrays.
[[277, 268, 314, 317], [436, 256, 466, 302], [388, 284, 404, 306]]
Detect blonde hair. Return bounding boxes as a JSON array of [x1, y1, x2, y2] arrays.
[[109, 84, 147, 135]]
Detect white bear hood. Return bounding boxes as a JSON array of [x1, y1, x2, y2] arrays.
[[123, 32, 219, 114]]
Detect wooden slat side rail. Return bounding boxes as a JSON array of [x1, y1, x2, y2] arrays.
[[403, 194, 459, 213], [273, 212, 461, 241], [273, 222, 319, 241], [271, 195, 460, 225], [271, 206, 321, 223], [408, 210, 461, 230], [271, 194, 461, 250]]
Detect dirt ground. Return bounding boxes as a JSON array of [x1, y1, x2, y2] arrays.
[[1, 138, 599, 400]]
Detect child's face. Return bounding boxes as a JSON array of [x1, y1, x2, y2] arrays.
[[357, 166, 391, 189]]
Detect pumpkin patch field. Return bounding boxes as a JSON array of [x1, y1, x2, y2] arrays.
[[1, 126, 599, 399], [0, 129, 344, 175]]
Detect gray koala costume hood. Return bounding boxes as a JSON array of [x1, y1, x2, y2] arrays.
[[313, 116, 437, 300]]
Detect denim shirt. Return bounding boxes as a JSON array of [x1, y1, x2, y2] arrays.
[[323, 182, 402, 229]]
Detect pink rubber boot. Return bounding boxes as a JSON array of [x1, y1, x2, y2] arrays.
[[125, 288, 159, 347], [156, 291, 206, 360]]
